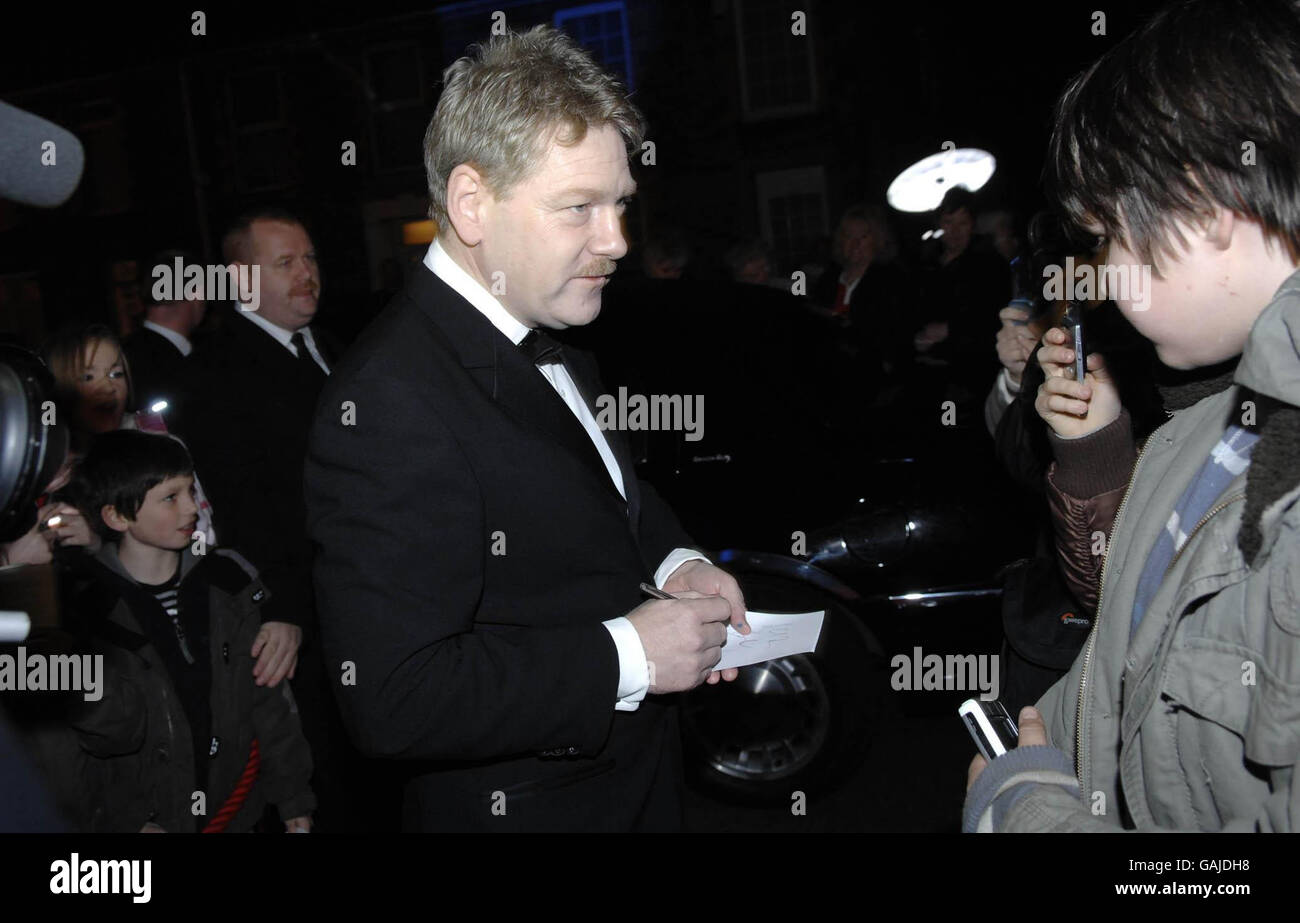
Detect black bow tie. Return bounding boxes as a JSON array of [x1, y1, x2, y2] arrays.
[[518, 329, 564, 365]]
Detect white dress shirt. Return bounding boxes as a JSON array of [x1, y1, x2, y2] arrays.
[[237, 309, 331, 375], [839, 268, 863, 305], [142, 320, 193, 357], [424, 238, 708, 711]]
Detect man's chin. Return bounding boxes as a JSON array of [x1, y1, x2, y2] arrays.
[[292, 300, 319, 325], [563, 295, 604, 327]]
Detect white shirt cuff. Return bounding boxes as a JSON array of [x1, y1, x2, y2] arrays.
[[653, 547, 711, 588], [998, 367, 1022, 401], [600, 549, 711, 712], [602, 616, 650, 712]]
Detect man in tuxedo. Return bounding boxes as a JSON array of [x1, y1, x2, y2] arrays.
[[125, 248, 207, 416], [182, 208, 365, 828], [305, 25, 748, 832]]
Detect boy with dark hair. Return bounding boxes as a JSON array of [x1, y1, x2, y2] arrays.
[[58, 430, 314, 832], [965, 0, 1300, 832]]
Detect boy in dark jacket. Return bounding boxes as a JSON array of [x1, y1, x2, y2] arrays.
[[57, 430, 314, 832]]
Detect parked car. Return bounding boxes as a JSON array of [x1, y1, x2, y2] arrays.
[[565, 273, 1038, 802]]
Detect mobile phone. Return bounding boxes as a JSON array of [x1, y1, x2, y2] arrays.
[[959, 698, 1019, 761], [1064, 302, 1087, 383]]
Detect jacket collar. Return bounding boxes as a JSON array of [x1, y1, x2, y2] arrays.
[[91, 542, 204, 587], [406, 264, 632, 515], [1236, 268, 1300, 405]]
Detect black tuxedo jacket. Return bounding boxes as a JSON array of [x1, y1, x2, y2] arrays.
[[304, 265, 694, 831], [124, 327, 192, 415], [179, 308, 335, 631]]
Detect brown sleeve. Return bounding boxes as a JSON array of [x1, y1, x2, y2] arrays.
[[1044, 410, 1137, 615]]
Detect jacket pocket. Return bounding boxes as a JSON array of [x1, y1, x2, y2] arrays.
[[486, 758, 619, 803], [1268, 514, 1300, 636], [1162, 639, 1300, 767], [1160, 644, 1251, 738]]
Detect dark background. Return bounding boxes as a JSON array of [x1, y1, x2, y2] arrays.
[[1, 0, 1167, 345]]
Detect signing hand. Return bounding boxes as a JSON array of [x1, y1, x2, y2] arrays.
[[966, 706, 1048, 791], [662, 560, 749, 684], [251, 621, 302, 688], [285, 815, 312, 833]]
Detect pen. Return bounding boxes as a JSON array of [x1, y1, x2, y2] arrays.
[[639, 582, 675, 600], [640, 581, 748, 632]]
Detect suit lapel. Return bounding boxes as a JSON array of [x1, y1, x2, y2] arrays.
[[228, 310, 324, 395], [564, 348, 642, 529], [411, 266, 631, 516]]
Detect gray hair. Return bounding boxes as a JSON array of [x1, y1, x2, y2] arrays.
[[423, 25, 646, 230]]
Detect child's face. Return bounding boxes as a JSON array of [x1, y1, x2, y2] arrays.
[[75, 339, 128, 433], [1101, 217, 1259, 370], [122, 475, 198, 551]]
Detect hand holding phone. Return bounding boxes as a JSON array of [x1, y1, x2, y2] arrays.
[[1033, 321, 1122, 439], [959, 698, 1019, 762], [1064, 302, 1087, 384]]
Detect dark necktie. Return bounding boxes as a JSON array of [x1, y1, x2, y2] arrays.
[[518, 329, 565, 366], [290, 330, 324, 376]]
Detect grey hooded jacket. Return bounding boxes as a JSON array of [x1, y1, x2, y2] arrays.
[[965, 270, 1300, 832]]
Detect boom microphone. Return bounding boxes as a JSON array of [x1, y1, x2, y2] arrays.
[[0, 100, 85, 207]]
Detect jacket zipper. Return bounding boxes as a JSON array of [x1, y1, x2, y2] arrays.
[[1074, 446, 1247, 783], [1162, 493, 1245, 578], [1074, 431, 1155, 782]]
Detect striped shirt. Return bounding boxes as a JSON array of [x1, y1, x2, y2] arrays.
[[150, 574, 194, 664], [1131, 423, 1259, 636]]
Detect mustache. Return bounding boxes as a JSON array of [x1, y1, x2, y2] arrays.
[[576, 260, 616, 277]]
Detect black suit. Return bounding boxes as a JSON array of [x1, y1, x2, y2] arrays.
[[180, 308, 367, 829], [124, 326, 192, 416], [304, 265, 694, 832], [181, 308, 331, 629]]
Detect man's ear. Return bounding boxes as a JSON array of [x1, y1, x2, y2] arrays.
[[101, 505, 131, 535], [445, 164, 493, 247], [1205, 206, 1235, 250], [226, 259, 252, 307]]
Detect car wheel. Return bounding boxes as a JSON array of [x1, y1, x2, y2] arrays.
[[679, 574, 891, 804]]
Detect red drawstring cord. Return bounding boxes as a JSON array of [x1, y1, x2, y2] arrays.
[[202, 739, 259, 833]]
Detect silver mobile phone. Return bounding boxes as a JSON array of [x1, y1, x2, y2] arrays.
[[959, 698, 1019, 761]]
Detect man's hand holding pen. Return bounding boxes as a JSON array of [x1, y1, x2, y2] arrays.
[[628, 562, 749, 692]]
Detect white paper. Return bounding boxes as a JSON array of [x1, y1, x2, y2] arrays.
[[714, 609, 824, 671]]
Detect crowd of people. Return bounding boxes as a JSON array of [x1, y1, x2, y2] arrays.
[[1, 0, 1298, 834]]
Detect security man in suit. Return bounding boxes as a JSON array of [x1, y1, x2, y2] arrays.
[[182, 208, 368, 829]]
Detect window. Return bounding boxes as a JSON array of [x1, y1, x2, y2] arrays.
[[365, 43, 429, 173], [734, 0, 817, 119], [73, 99, 131, 215], [555, 2, 634, 90], [225, 70, 294, 192], [755, 166, 827, 268]]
